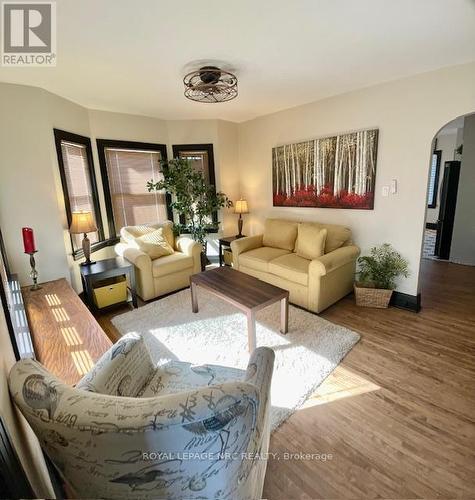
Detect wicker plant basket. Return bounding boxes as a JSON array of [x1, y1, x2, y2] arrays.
[[354, 282, 393, 308]]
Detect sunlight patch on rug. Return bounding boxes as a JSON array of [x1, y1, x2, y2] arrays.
[[112, 288, 360, 430]]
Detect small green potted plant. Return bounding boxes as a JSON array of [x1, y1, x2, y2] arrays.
[[354, 243, 409, 308]]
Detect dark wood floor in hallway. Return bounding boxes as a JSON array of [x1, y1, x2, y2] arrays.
[[263, 259, 475, 499]]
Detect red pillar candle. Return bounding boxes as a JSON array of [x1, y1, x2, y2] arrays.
[[22, 227, 36, 254]]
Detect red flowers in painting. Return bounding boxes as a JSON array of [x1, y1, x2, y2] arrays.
[[273, 184, 374, 209], [272, 129, 378, 210]]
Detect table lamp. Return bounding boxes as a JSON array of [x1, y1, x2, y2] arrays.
[[234, 199, 249, 238], [69, 211, 97, 266]]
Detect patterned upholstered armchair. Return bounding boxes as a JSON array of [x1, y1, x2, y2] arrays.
[[8, 334, 275, 499]]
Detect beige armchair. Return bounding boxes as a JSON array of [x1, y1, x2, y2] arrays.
[[115, 221, 202, 301], [231, 218, 360, 313]]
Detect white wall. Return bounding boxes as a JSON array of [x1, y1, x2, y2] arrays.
[[2, 62, 475, 296], [237, 62, 475, 295], [0, 84, 239, 288], [451, 113, 475, 265], [0, 84, 71, 285]]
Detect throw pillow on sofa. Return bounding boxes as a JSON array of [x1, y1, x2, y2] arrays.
[[296, 224, 327, 260], [262, 219, 298, 251], [293, 222, 351, 254], [135, 228, 174, 259]]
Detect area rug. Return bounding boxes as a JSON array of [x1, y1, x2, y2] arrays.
[[111, 288, 360, 430]]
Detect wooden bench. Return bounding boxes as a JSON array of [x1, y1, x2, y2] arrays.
[[22, 278, 112, 385]]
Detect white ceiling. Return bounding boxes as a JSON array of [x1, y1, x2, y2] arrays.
[[1, 0, 475, 123]]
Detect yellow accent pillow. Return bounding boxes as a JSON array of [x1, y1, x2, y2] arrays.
[[262, 219, 298, 251], [135, 228, 174, 260], [295, 224, 327, 260]]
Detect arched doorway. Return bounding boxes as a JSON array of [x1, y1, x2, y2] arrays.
[[420, 112, 475, 307]]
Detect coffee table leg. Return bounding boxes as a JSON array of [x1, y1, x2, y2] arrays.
[[191, 282, 199, 313], [247, 310, 256, 353], [280, 296, 289, 334]]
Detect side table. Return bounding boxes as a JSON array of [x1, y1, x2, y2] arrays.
[[80, 257, 138, 310], [218, 235, 245, 267]]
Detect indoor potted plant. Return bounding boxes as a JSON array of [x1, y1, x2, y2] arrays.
[[147, 157, 233, 270], [354, 243, 409, 308]]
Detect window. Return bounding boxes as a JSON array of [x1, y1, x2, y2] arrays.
[[54, 129, 104, 254], [427, 150, 441, 208], [172, 143, 218, 227], [97, 140, 170, 237]]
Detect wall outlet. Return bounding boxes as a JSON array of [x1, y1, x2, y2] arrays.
[[382, 185, 390, 197]]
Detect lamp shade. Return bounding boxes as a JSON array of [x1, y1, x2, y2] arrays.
[[234, 199, 249, 214], [69, 211, 97, 234]]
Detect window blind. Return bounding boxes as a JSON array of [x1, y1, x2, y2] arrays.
[[178, 150, 210, 184], [60, 141, 98, 248], [104, 148, 168, 232], [427, 152, 440, 207]]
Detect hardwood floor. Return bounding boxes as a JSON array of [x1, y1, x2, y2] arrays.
[[265, 259, 475, 499], [97, 260, 475, 499]]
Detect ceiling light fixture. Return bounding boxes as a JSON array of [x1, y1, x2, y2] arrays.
[[183, 65, 238, 103]]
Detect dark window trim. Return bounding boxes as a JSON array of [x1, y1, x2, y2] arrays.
[[172, 143, 218, 227], [96, 139, 170, 238], [54, 129, 105, 257], [0, 417, 35, 499], [0, 227, 10, 278], [428, 149, 442, 209]]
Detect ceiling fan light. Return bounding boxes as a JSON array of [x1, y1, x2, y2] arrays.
[[183, 65, 238, 103]]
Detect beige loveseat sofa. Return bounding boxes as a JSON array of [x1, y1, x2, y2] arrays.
[[231, 219, 360, 313], [115, 221, 202, 301]]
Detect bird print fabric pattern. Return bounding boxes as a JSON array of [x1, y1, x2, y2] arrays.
[[76, 333, 155, 397], [22, 374, 58, 420], [8, 340, 275, 500]]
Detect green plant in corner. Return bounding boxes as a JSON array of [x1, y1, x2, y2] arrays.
[[147, 157, 233, 258], [357, 243, 409, 290]]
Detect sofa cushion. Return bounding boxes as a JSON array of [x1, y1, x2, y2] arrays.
[[239, 246, 290, 273], [76, 333, 154, 397], [323, 224, 351, 253], [121, 221, 175, 248], [135, 228, 174, 259], [262, 219, 298, 251], [152, 251, 193, 278], [296, 224, 327, 260], [293, 222, 351, 254], [268, 253, 310, 286]]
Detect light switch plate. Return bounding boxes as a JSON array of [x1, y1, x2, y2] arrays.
[[382, 186, 390, 197], [391, 179, 398, 194]]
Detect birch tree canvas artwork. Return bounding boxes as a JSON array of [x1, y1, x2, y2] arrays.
[[272, 129, 378, 209]]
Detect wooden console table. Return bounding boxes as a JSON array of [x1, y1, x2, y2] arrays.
[[22, 278, 112, 385]]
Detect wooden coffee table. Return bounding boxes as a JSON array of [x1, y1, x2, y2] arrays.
[[190, 267, 289, 352]]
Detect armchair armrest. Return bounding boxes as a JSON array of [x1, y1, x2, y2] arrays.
[[119, 245, 152, 272], [115, 244, 154, 299], [231, 235, 263, 269], [175, 236, 202, 273], [175, 235, 202, 256], [76, 333, 155, 396], [309, 245, 360, 277], [245, 347, 274, 403]]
